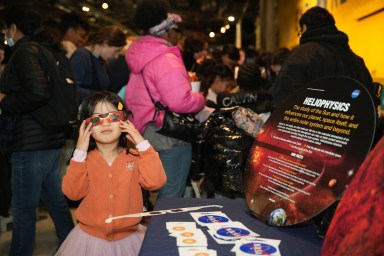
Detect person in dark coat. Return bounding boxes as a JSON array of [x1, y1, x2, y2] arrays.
[[191, 63, 272, 199], [267, 6, 380, 238], [0, 5, 74, 255], [269, 6, 375, 108]]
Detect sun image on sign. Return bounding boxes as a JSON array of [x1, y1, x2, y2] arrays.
[[244, 76, 377, 226]]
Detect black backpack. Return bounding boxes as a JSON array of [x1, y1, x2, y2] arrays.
[[30, 43, 78, 134]]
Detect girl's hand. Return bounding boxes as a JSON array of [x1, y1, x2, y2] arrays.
[[76, 120, 93, 152], [120, 120, 145, 145]]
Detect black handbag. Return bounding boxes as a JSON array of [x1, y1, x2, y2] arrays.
[[153, 101, 199, 143], [142, 73, 199, 143]]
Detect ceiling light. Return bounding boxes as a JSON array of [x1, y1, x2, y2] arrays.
[[102, 3, 109, 9]]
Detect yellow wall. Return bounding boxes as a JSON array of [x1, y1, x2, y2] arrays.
[[276, 0, 384, 83]]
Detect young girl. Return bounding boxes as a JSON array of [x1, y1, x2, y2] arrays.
[[55, 91, 166, 256]]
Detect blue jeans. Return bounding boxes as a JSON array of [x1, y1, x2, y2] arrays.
[[9, 149, 74, 256], [157, 144, 192, 198]]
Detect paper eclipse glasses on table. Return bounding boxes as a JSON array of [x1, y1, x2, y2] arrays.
[[105, 205, 223, 223]]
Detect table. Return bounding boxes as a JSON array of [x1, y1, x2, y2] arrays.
[[139, 198, 323, 256]]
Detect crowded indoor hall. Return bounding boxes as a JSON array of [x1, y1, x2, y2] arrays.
[[0, 0, 383, 255]]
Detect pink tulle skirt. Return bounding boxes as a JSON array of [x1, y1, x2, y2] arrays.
[[55, 224, 147, 256]]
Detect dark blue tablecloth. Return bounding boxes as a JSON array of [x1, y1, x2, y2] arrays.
[[139, 198, 323, 256]]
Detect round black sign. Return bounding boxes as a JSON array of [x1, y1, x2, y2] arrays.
[[244, 76, 377, 226]]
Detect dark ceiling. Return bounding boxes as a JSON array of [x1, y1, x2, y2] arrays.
[[0, 0, 257, 42]]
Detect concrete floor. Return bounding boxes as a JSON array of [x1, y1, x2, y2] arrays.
[[0, 209, 63, 256]]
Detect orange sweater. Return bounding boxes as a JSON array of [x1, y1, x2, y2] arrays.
[[62, 147, 166, 241]]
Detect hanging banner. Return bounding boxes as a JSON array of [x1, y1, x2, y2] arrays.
[[244, 76, 377, 226]]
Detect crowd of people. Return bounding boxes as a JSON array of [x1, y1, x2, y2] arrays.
[[0, 0, 382, 255]]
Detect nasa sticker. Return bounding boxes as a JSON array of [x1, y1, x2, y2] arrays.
[[351, 89, 361, 99], [207, 221, 260, 244], [232, 237, 281, 255], [240, 242, 278, 255], [198, 215, 230, 224], [190, 211, 231, 226], [215, 227, 251, 240]]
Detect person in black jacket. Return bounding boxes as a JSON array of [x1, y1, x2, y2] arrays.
[[191, 63, 272, 199], [0, 4, 74, 255], [267, 6, 380, 238], [269, 6, 375, 108]]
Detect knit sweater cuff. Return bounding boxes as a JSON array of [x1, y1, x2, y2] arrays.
[[136, 140, 150, 151]]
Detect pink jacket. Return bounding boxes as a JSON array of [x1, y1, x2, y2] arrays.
[[125, 36, 205, 133]]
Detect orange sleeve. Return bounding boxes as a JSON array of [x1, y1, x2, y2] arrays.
[[62, 160, 90, 200], [136, 147, 167, 190]]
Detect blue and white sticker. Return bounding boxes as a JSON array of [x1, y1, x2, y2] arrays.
[[240, 242, 278, 255], [351, 89, 361, 98], [197, 215, 230, 224], [216, 227, 251, 238]]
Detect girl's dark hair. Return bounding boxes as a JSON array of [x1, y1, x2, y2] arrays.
[[79, 91, 133, 152], [133, 0, 170, 33], [5, 4, 64, 52], [87, 25, 126, 47]]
